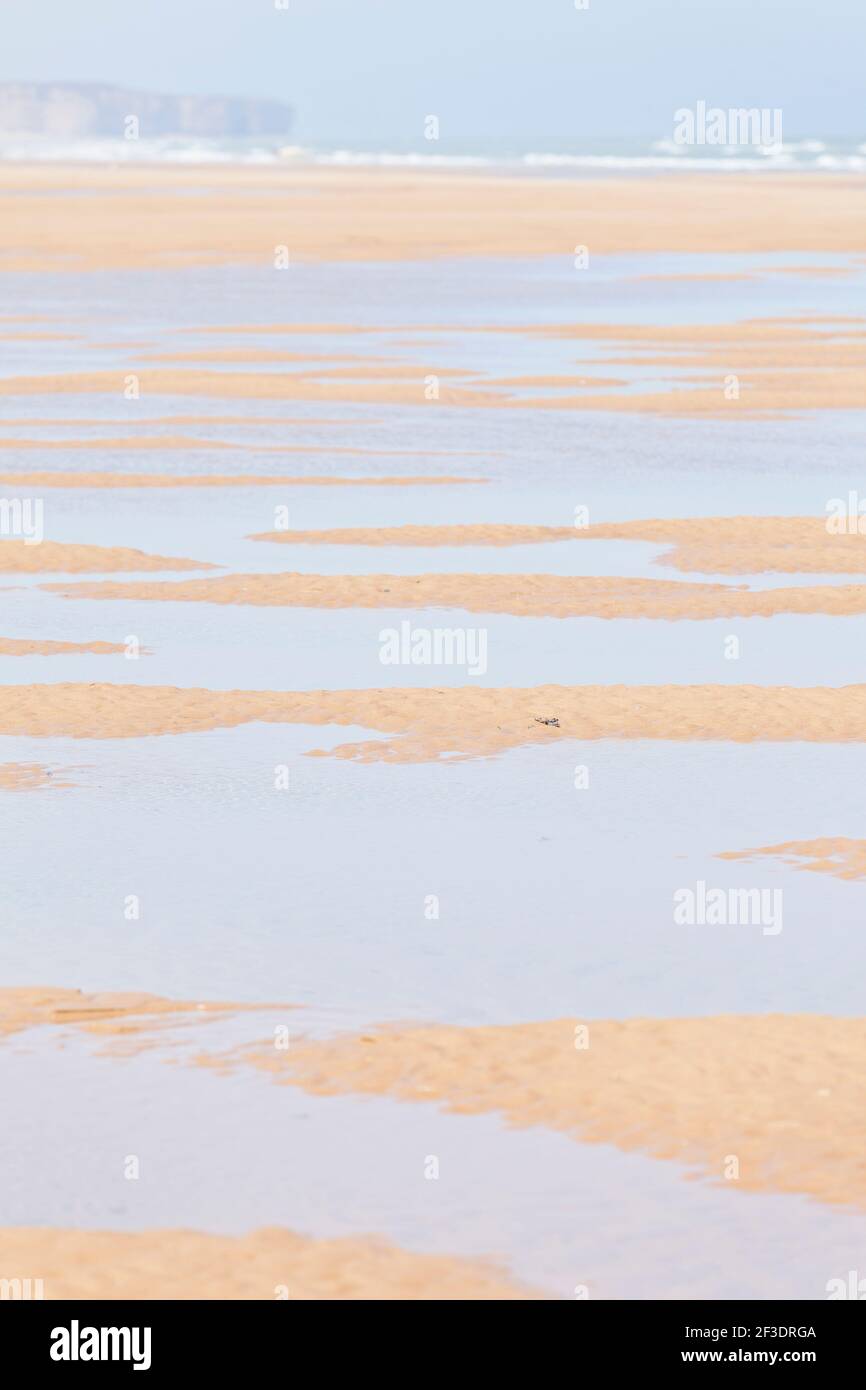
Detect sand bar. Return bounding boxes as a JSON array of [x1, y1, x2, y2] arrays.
[[1, 682, 866, 760], [2, 312, 863, 417], [4, 985, 864, 1209], [250, 516, 866, 575], [0, 986, 287, 1042], [0, 541, 212, 573], [0, 471, 482, 489], [0, 435, 241, 452], [0, 363, 860, 420], [0, 763, 70, 791], [0, 363, 859, 419], [0, 636, 123, 655], [719, 838, 866, 882], [244, 1014, 866, 1209], [0, 369, 504, 409], [250, 523, 578, 547], [44, 571, 866, 619], [579, 516, 866, 575], [0, 1225, 537, 1300], [2, 167, 865, 269], [0, 416, 376, 428]]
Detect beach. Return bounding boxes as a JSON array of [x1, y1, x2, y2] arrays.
[[2, 161, 866, 1301]]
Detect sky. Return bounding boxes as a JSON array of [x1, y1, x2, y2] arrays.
[[0, 0, 862, 145]]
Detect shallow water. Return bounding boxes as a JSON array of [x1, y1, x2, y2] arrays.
[[2, 732, 865, 1023], [3, 1031, 866, 1301], [1, 249, 865, 1297]]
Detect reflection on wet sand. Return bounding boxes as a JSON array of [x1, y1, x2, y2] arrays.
[[223, 1012, 866, 1209]]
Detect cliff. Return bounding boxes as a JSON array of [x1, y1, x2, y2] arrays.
[[0, 82, 293, 137]]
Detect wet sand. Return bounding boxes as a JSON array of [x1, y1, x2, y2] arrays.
[[43, 571, 866, 620], [3, 161, 864, 1299], [0, 763, 70, 791], [2, 166, 865, 270], [1, 274, 863, 422], [574, 517, 866, 575], [0, 368, 505, 410], [248, 517, 866, 576], [237, 1013, 866, 1210], [0, 1225, 536, 1300], [0, 541, 211, 573], [250, 523, 581, 546], [0, 416, 377, 428], [5, 984, 862, 1211], [0, 471, 482, 489], [0, 986, 287, 1042], [0, 432, 481, 456], [0, 435, 244, 452], [0, 636, 123, 655], [720, 838, 866, 882], [1, 682, 866, 760], [0, 361, 862, 417]]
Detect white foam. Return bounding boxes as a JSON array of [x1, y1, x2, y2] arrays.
[[0, 133, 862, 172]]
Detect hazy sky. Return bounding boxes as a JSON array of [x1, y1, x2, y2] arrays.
[[1, 0, 862, 144]]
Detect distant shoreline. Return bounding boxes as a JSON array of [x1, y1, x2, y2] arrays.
[[1, 163, 864, 271], [0, 134, 864, 176]]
